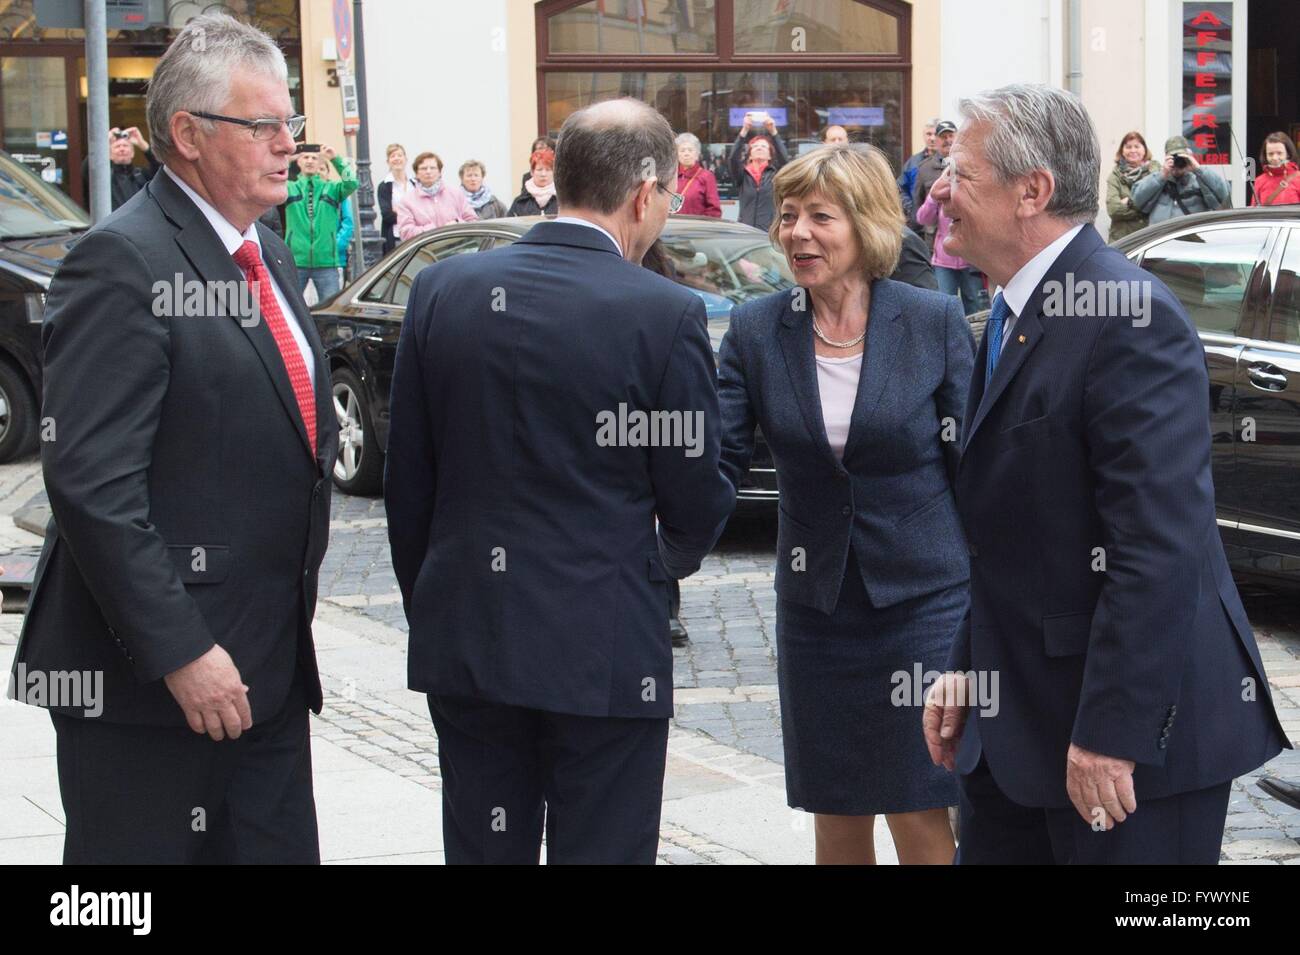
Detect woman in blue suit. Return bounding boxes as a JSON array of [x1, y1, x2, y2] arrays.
[[718, 145, 975, 864]]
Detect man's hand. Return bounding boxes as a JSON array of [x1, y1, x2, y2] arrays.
[[321, 144, 336, 162], [125, 126, 149, 151], [163, 644, 252, 741], [1065, 743, 1136, 830], [923, 671, 972, 771], [1161, 155, 1177, 178]]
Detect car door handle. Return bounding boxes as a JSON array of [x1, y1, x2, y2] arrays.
[[1247, 363, 1288, 392]]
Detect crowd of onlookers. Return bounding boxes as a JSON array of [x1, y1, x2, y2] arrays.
[[81, 114, 1300, 308]]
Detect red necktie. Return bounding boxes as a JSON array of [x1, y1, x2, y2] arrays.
[[232, 240, 317, 456]]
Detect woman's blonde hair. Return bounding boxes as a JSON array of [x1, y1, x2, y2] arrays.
[[769, 144, 903, 280]]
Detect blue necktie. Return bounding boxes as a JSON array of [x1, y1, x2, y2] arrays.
[[985, 292, 1012, 389]]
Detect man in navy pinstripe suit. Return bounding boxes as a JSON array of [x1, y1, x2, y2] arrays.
[[921, 84, 1289, 864]]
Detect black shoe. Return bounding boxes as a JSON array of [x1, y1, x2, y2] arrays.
[[1258, 777, 1300, 812], [669, 616, 689, 647]]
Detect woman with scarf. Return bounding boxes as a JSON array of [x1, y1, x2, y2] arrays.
[[507, 148, 559, 217], [675, 132, 721, 217], [1250, 132, 1300, 207], [395, 151, 478, 242], [1105, 131, 1160, 242], [459, 159, 507, 219], [378, 143, 418, 253], [727, 113, 789, 231]]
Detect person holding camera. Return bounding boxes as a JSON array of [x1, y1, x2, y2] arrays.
[[285, 142, 357, 301], [727, 111, 789, 230], [1129, 135, 1229, 225], [81, 126, 160, 212]]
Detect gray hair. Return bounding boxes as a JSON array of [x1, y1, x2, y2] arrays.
[[147, 12, 288, 164], [925, 117, 941, 129], [675, 132, 702, 155], [956, 83, 1099, 224], [554, 99, 677, 215]]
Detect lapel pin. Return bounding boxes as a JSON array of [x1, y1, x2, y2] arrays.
[[1017, 334, 1026, 343]]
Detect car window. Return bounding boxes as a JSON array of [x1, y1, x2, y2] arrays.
[[0, 152, 89, 239], [359, 256, 403, 303], [1139, 227, 1270, 336], [1266, 229, 1300, 346], [390, 235, 486, 308]]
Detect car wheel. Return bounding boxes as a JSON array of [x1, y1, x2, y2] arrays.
[[0, 362, 36, 463], [330, 367, 384, 496], [967, 308, 989, 345]]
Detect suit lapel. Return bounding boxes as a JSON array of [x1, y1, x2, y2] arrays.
[[152, 174, 318, 463], [961, 225, 1106, 452], [841, 280, 903, 464], [776, 291, 841, 470]]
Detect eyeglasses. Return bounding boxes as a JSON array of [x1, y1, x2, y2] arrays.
[[188, 111, 307, 142], [657, 182, 685, 214]]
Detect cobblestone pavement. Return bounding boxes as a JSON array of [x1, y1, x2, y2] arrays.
[[4, 455, 1299, 862], [314, 485, 1300, 862]]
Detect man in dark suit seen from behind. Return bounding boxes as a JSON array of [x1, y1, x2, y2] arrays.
[[385, 98, 735, 864]]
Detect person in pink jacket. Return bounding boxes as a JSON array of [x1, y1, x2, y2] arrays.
[[396, 150, 477, 242], [916, 182, 984, 315]]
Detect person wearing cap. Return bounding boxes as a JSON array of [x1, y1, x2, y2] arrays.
[[911, 120, 957, 251], [899, 117, 939, 224], [1129, 135, 1229, 225]]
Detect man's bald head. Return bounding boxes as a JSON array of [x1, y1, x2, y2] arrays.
[[554, 97, 677, 215]]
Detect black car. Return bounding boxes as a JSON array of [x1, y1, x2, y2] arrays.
[[312, 215, 793, 497], [965, 207, 1300, 587], [0, 151, 89, 461]]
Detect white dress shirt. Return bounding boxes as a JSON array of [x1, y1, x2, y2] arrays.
[[552, 215, 624, 257], [995, 223, 1084, 352], [163, 166, 315, 389]]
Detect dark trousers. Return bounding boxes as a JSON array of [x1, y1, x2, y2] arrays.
[[427, 694, 669, 864], [956, 755, 1231, 864], [51, 676, 318, 864]]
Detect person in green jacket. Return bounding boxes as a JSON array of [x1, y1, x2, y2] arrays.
[[1106, 131, 1160, 243], [285, 144, 357, 300]]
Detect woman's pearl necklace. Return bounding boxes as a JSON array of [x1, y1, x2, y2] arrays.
[[811, 312, 866, 349]]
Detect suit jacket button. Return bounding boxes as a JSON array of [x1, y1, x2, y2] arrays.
[[841, 505, 852, 516]]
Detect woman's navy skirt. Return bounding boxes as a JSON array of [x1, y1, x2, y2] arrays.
[[776, 549, 965, 816]]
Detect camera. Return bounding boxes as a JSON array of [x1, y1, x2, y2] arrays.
[[112, 130, 131, 140], [1172, 153, 1190, 170], [294, 143, 322, 155]]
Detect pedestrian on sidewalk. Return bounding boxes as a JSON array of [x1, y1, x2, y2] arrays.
[[506, 148, 558, 217], [378, 143, 417, 253], [674, 133, 721, 218], [397, 151, 479, 240], [727, 112, 789, 231], [459, 159, 507, 219], [1250, 132, 1300, 206], [915, 182, 984, 314], [285, 142, 358, 300], [1105, 131, 1160, 242]]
